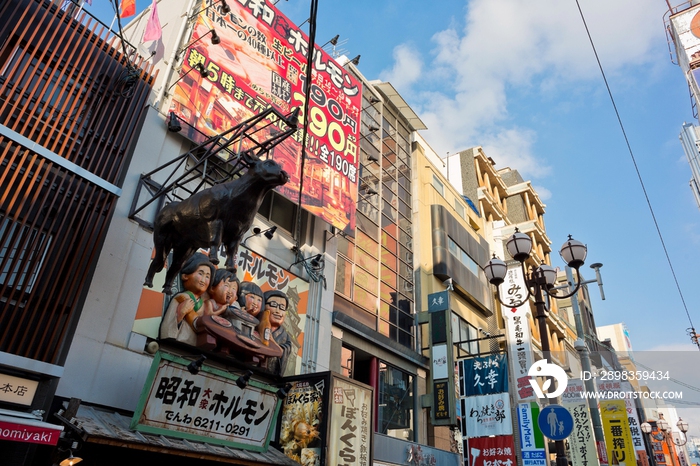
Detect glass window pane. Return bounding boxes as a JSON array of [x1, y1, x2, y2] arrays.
[[356, 247, 378, 272], [335, 256, 353, 298], [381, 265, 396, 288], [379, 363, 414, 440], [355, 266, 378, 295], [354, 285, 378, 313]]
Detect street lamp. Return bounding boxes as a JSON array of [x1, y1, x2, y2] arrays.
[[484, 229, 588, 466], [642, 416, 690, 466]]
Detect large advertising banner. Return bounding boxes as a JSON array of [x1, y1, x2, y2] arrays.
[[562, 379, 600, 466], [132, 246, 309, 376], [597, 380, 647, 466], [503, 304, 536, 402], [170, 0, 363, 234], [131, 351, 281, 451], [599, 400, 636, 466]]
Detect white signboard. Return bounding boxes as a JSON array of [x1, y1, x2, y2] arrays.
[[504, 304, 536, 402], [462, 393, 512, 438], [131, 352, 280, 451], [0, 373, 38, 406], [563, 379, 601, 466], [328, 376, 372, 466], [432, 344, 448, 380]]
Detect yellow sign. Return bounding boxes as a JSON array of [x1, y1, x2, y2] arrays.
[[0, 373, 38, 406], [600, 400, 636, 466]]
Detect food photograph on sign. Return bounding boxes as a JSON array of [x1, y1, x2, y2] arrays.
[[169, 0, 363, 235], [278, 376, 327, 466]]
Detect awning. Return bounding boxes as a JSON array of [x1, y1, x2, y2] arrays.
[[70, 406, 297, 466], [0, 410, 64, 446]]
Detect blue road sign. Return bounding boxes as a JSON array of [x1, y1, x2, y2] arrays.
[[537, 404, 573, 441]]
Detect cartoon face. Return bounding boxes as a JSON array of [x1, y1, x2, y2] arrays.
[[244, 293, 263, 317], [182, 265, 212, 296], [266, 295, 287, 327], [210, 278, 231, 305]]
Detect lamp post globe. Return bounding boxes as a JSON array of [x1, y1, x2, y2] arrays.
[[537, 264, 557, 287], [506, 229, 533, 262], [560, 235, 587, 269], [641, 422, 652, 434], [657, 418, 669, 432], [484, 255, 508, 286], [677, 418, 689, 433]]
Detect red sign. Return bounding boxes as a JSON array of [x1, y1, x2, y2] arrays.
[[466, 435, 517, 466], [0, 419, 63, 445], [170, 0, 362, 235]]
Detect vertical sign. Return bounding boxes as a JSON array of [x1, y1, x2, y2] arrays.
[[466, 435, 517, 466], [600, 400, 636, 466], [427, 290, 456, 426], [517, 402, 547, 466], [498, 264, 528, 308], [598, 380, 647, 466], [562, 379, 600, 466], [462, 393, 512, 437], [503, 304, 535, 402], [434, 381, 451, 421], [328, 375, 372, 466], [459, 354, 508, 396], [279, 375, 328, 465]]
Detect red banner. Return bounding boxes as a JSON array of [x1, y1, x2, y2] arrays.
[[170, 0, 362, 235], [0, 419, 63, 445], [466, 435, 517, 466]]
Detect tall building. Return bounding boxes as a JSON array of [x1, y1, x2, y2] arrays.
[[0, 0, 155, 464]]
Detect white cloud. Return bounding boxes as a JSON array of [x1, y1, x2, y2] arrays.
[[379, 44, 423, 91], [381, 0, 666, 182]]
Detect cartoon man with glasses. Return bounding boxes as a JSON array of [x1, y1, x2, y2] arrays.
[[263, 289, 292, 375]]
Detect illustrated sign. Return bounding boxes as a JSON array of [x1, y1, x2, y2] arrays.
[[600, 400, 636, 466], [327, 375, 373, 466], [169, 0, 363, 234], [465, 435, 517, 466], [562, 379, 600, 466], [278, 374, 328, 465], [459, 354, 508, 396], [517, 402, 547, 466], [504, 305, 535, 401], [131, 352, 281, 451], [0, 373, 38, 406], [132, 246, 309, 376], [462, 393, 512, 437], [537, 404, 573, 441]]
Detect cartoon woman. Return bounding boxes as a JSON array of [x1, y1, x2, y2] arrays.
[[159, 252, 216, 346]]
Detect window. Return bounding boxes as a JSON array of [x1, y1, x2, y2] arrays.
[[447, 237, 480, 277], [0, 218, 52, 293], [454, 198, 466, 220], [452, 313, 479, 357], [257, 191, 298, 233], [432, 174, 444, 196], [379, 362, 413, 440]]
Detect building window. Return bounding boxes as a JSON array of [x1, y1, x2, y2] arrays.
[[0, 218, 52, 293], [454, 198, 466, 220], [432, 173, 444, 197], [447, 237, 480, 277], [379, 362, 413, 440], [452, 313, 479, 358]]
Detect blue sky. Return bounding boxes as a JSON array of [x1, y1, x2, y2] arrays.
[[84, 0, 700, 354]]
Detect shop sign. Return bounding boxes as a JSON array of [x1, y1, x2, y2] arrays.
[[0, 373, 38, 406], [600, 400, 636, 466], [503, 303, 536, 402], [465, 435, 517, 466], [131, 352, 281, 451], [459, 353, 508, 396], [278, 375, 328, 465], [433, 381, 450, 420], [562, 379, 600, 466], [327, 375, 373, 466], [462, 393, 512, 438], [517, 402, 546, 466], [0, 415, 63, 445]]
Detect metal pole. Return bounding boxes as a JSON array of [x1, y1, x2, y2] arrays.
[[566, 266, 606, 449], [531, 272, 568, 466]]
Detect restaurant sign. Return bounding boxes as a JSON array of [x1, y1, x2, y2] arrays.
[[131, 352, 281, 451]]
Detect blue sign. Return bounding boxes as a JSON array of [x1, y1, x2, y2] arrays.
[[460, 354, 508, 396], [537, 404, 573, 441], [427, 291, 450, 312]]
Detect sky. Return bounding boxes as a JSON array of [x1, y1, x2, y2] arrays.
[[85, 0, 700, 429]]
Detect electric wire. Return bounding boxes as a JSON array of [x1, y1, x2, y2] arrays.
[[574, 0, 699, 348]]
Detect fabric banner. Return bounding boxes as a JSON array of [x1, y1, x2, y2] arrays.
[[462, 393, 512, 438], [562, 379, 600, 466], [464, 435, 517, 466], [459, 354, 508, 397], [503, 304, 535, 402], [517, 402, 547, 466], [600, 400, 636, 466]]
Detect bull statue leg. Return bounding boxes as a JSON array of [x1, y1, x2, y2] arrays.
[[207, 219, 224, 265], [163, 246, 195, 294], [144, 233, 171, 288]]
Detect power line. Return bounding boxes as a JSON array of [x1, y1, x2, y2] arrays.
[[574, 0, 699, 349]]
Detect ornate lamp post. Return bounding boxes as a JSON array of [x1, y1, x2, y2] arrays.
[[484, 229, 588, 466], [642, 415, 689, 466]]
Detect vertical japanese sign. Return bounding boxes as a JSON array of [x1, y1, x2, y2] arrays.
[[517, 402, 547, 466], [465, 435, 517, 466], [597, 380, 646, 466], [503, 305, 535, 402], [434, 381, 451, 421], [599, 400, 636, 466], [498, 264, 528, 308], [131, 352, 281, 451], [459, 354, 508, 396], [562, 379, 600, 466], [169, 0, 363, 235], [279, 374, 328, 465], [328, 375, 372, 466]]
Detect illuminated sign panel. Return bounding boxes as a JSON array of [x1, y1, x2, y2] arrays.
[[170, 0, 362, 235]]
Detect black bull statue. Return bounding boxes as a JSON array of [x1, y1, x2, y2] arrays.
[[143, 155, 289, 293]]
